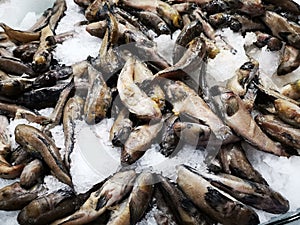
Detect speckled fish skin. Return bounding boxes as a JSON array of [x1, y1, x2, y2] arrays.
[[176, 165, 260, 225], [106, 172, 154, 225], [117, 57, 162, 120], [17, 189, 81, 225], [219, 143, 268, 185], [51, 170, 136, 225], [274, 98, 300, 128], [0, 182, 44, 210], [199, 172, 289, 214], [121, 121, 163, 165], [14, 124, 72, 187], [84, 66, 112, 124], [156, 174, 215, 225], [219, 89, 290, 157], [20, 159, 44, 189]]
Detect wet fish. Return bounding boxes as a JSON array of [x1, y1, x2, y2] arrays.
[[136, 11, 171, 36], [74, 0, 93, 8], [254, 31, 283, 51], [0, 182, 44, 210], [219, 143, 268, 185], [218, 89, 290, 156], [106, 172, 154, 225], [156, 174, 215, 225], [85, 0, 107, 22], [13, 41, 39, 62], [117, 57, 161, 120], [281, 79, 300, 100], [84, 66, 112, 124], [263, 11, 300, 49], [48, 0, 67, 32], [256, 114, 300, 150], [63, 95, 84, 169], [263, 0, 300, 15], [277, 45, 300, 76], [0, 155, 25, 179], [156, 1, 183, 28], [109, 108, 133, 147], [0, 115, 11, 156], [121, 121, 163, 165], [86, 20, 108, 38], [15, 124, 72, 186], [274, 98, 300, 128], [173, 19, 203, 64], [199, 172, 289, 214], [0, 56, 35, 76], [20, 159, 44, 189], [0, 22, 40, 44], [32, 25, 55, 73], [51, 170, 136, 225], [160, 114, 180, 157], [226, 60, 259, 97], [176, 165, 260, 225], [0, 76, 34, 97]]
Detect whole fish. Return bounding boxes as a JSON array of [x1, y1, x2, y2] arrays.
[[199, 172, 289, 214], [274, 98, 300, 128], [15, 124, 72, 186], [176, 165, 260, 225], [51, 170, 136, 225], [217, 89, 290, 156], [218, 143, 268, 185], [20, 159, 45, 189], [106, 172, 154, 225], [84, 66, 112, 124], [109, 108, 133, 147], [117, 57, 161, 120], [0, 182, 44, 210], [156, 174, 215, 225], [63, 95, 84, 170], [121, 121, 163, 165]]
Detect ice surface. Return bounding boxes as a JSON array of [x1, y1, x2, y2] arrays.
[[1, 0, 300, 224]]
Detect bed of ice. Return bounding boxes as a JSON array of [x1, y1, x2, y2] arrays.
[[1, 0, 300, 224]]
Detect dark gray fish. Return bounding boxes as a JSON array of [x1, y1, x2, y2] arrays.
[[15, 124, 72, 187], [0, 56, 35, 76], [0, 182, 44, 210], [254, 31, 283, 51], [51, 170, 136, 225], [219, 143, 268, 185], [177, 165, 260, 225], [20, 159, 44, 189]]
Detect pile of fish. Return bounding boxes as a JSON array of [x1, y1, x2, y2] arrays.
[[1, 0, 300, 224]]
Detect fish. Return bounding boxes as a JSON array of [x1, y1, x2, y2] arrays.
[[48, 0, 67, 32], [0, 55, 35, 76], [109, 108, 133, 147], [0, 155, 25, 179], [106, 172, 154, 225], [160, 114, 180, 157], [85, 0, 107, 22], [226, 60, 259, 97], [156, 1, 183, 28], [0, 182, 44, 210], [254, 31, 282, 51], [156, 174, 215, 225], [20, 159, 45, 189], [0, 22, 40, 44], [274, 98, 300, 128], [263, 0, 300, 15], [32, 25, 55, 73], [63, 95, 84, 170], [277, 45, 300, 75], [86, 20, 108, 38], [199, 172, 289, 214], [84, 66, 112, 124], [217, 88, 290, 156], [121, 121, 163, 165], [218, 143, 268, 185], [262, 11, 300, 49], [51, 170, 136, 225], [15, 124, 72, 187], [0, 115, 11, 157], [117, 57, 162, 120], [74, 0, 93, 8], [0, 76, 34, 97], [176, 164, 260, 225], [281, 79, 300, 100], [13, 41, 39, 62]]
